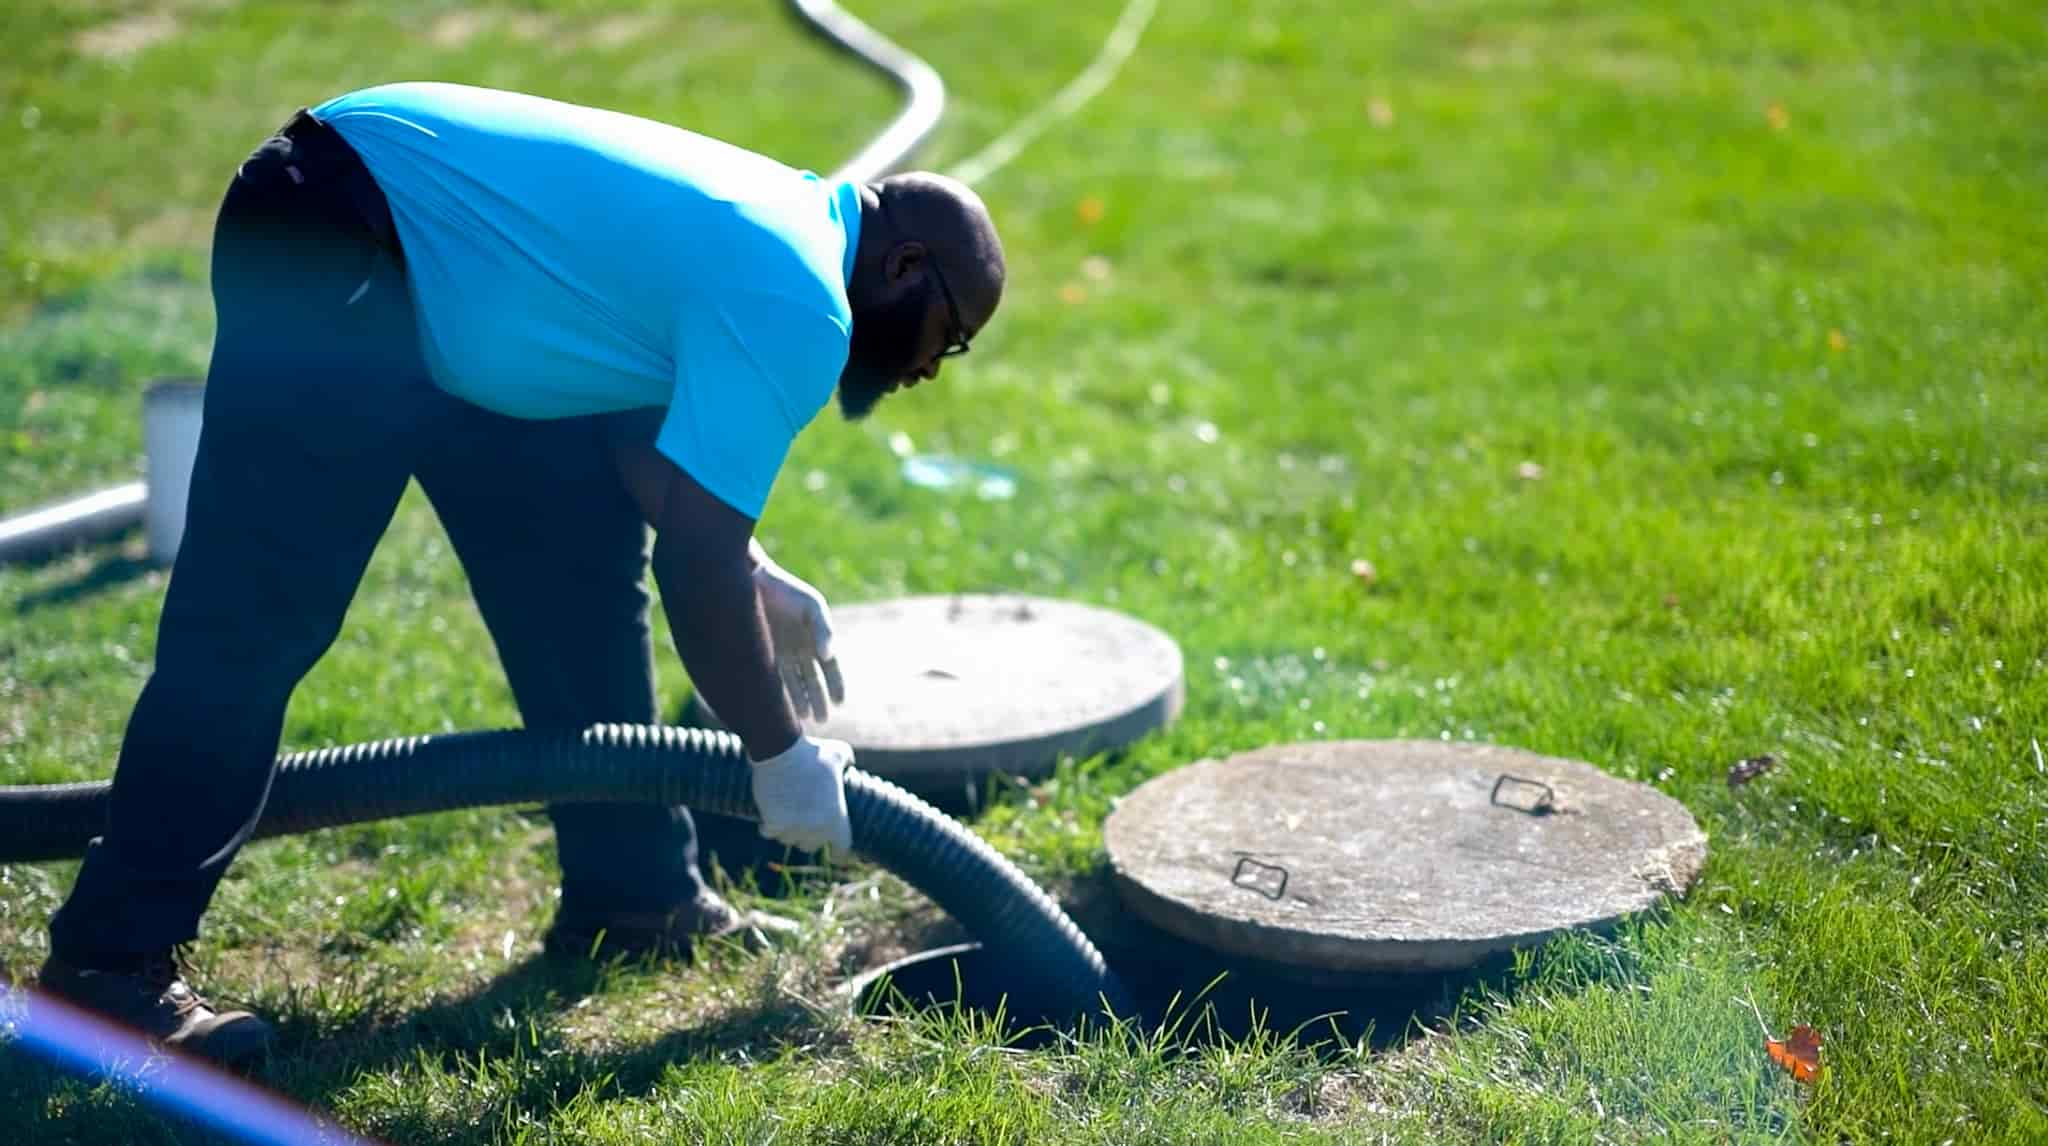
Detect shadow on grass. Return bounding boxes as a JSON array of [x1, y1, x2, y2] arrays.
[[256, 949, 830, 1127], [849, 922, 1525, 1058], [0, 903, 1559, 1144], [0, 951, 826, 1146], [1024, 868, 1543, 1056], [12, 552, 156, 615]]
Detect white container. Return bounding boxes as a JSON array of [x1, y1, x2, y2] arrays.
[[142, 380, 205, 565]]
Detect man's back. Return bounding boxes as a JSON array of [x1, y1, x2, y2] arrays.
[[316, 82, 861, 512]]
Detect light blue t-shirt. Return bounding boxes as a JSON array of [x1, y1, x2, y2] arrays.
[[312, 82, 862, 518]]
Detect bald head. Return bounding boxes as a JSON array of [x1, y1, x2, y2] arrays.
[[869, 172, 1005, 327], [836, 172, 1007, 419]]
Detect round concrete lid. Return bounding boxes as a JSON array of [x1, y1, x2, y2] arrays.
[[1104, 740, 1708, 975], [687, 594, 1183, 786]]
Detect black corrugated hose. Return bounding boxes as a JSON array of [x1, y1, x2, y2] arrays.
[[0, 724, 1131, 1022]]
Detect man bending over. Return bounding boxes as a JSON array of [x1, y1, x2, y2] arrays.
[[38, 82, 1005, 1068]]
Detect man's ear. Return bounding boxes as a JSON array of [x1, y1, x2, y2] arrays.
[[884, 240, 927, 287]]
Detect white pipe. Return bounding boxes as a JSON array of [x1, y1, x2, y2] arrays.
[[790, 0, 946, 183], [0, 380, 204, 567], [0, 482, 148, 564], [141, 379, 204, 564]]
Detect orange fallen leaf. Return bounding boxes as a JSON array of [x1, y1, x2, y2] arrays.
[[1766, 1024, 1822, 1083], [1076, 197, 1106, 225], [1059, 283, 1089, 304]]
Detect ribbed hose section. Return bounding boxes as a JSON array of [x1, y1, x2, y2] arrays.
[[0, 724, 1130, 1020]]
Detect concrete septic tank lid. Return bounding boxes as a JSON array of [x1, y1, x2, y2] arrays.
[[1104, 740, 1708, 976], [687, 594, 1183, 786]]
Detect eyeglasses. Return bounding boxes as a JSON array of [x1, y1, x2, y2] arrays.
[[878, 197, 972, 359]]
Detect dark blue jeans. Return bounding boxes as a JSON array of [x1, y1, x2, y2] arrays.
[[48, 111, 707, 962]]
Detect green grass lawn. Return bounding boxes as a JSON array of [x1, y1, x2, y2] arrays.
[[4, 0, 2046, 1141]]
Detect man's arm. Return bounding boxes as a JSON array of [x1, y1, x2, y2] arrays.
[[612, 438, 798, 761]]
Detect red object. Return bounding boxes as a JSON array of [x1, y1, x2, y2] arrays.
[[1766, 1024, 1822, 1083]]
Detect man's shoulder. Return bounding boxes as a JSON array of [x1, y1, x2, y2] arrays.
[[694, 182, 855, 329], [314, 81, 502, 122]]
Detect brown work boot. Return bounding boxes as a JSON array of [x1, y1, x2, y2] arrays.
[[37, 948, 272, 1071], [543, 890, 800, 963]]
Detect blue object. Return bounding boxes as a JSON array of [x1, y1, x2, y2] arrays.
[[900, 454, 1017, 500], [313, 83, 862, 516], [3, 983, 379, 1146]]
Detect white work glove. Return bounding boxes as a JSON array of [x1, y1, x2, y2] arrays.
[[750, 735, 855, 852], [753, 556, 847, 723]]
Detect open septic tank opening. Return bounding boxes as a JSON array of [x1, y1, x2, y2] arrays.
[[846, 740, 1708, 1046]]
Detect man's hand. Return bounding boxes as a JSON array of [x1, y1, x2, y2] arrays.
[[751, 735, 854, 852], [752, 552, 847, 723]]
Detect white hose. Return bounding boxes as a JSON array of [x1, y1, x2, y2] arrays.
[[791, 0, 946, 183], [0, 482, 146, 564], [945, 0, 1158, 187]]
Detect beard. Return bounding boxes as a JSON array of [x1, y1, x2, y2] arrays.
[[837, 285, 933, 421]]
